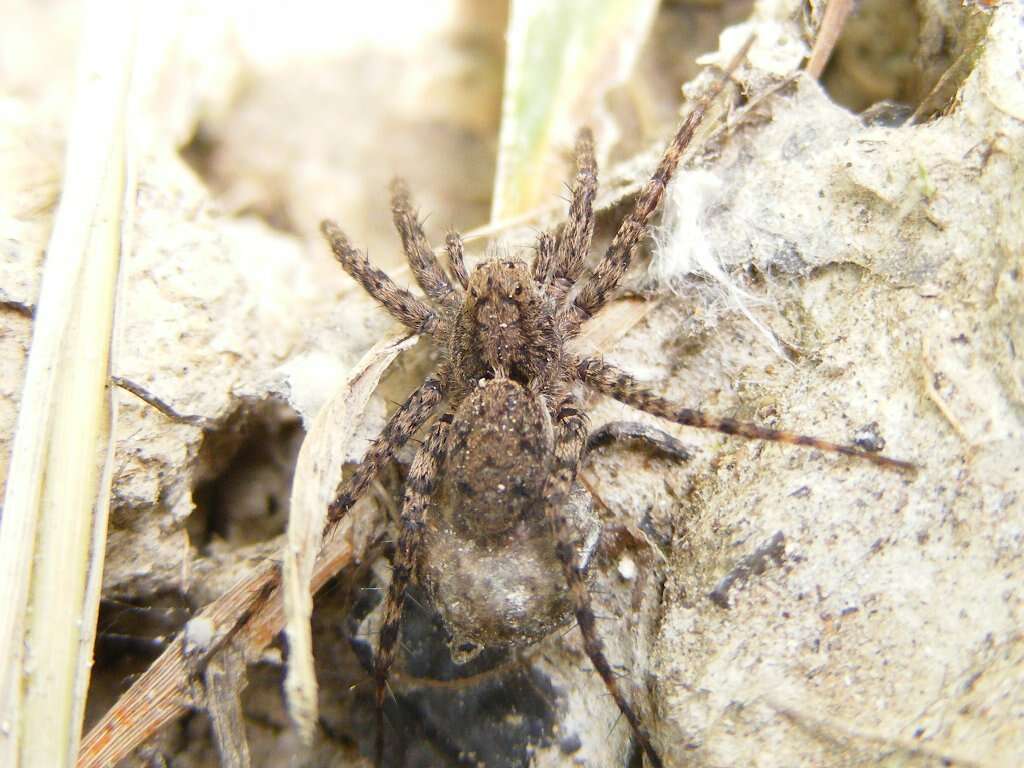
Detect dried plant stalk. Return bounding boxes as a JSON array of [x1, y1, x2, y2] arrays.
[[0, 2, 139, 766], [78, 494, 388, 767], [804, 0, 854, 78], [283, 333, 419, 742]]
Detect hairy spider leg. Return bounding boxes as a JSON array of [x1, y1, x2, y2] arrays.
[[575, 356, 915, 471], [444, 231, 469, 290], [561, 36, 756, 334], [586, 420, 690, 461], [321, 220, 440, 335], [327, 374, 446, 525], [544, 392, 665, 768], [389, 178, 459, 306], [532, 230, 557, 286], [374, 413, 454, 765], [550, 128, 598, 301]]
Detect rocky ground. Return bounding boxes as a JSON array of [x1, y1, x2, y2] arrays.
[[2, 1, 1022, 766]]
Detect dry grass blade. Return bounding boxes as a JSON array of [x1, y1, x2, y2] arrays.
[[77, 562, 277, 768], [571, 295, 659, 354], [283, 333, 420, 743], [492, 0, 659, 219], [0, 3, 138, 766], [77, 500, 387, 767]]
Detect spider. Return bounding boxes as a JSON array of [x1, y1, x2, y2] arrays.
[[319, 43, 912, 768]]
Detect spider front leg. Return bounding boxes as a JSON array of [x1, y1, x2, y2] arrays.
[[561, 37, 754, 332], [390, 179, 459, 307], [545, 394, 665, 768], [373, 413, 453, 765], [575, 356, 915, 471], [532, 231, 557, 286], [321, 220, 441, 336], [544, 128, 598, 301], [444, 232, 469, 290]]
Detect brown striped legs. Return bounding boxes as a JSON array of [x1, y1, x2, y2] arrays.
[[321, 220, 441, 335], [548, 129, 598, 302], [373, 413, 454, 765], [390, 179, 460, 307], [327, 374, 446, 524], [444, 231, 469, 290], [575, 356, 915, 471], [544, 393, 665, 768]]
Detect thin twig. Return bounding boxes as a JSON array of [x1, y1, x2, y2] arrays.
[[804, 0, 855, 79], [76, 504, 377, 768], [111, 375, 217, 429], [904, 43, 979, 127]]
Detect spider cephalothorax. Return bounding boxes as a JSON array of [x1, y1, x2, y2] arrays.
[[319, 40, 912, 768], [450, 258, 553, 387]]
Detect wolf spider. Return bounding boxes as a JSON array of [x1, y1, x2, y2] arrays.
[[319, 45, 912, 768]]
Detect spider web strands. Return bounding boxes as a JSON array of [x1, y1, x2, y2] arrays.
[[565, 34, 757, 328]]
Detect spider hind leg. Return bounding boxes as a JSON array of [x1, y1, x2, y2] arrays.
[[545, 393, 665, 768], [576, 356, 915, 471], [373, 413, 454, 764]]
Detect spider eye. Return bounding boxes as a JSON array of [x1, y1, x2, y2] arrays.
[[469, 288, 478, 299], [505, 261, 515, 269], [513, 285, 523, 296]]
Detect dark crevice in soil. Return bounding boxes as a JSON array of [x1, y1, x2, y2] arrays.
[[189, 397, 305, 551], [820, 0, 990, 118]]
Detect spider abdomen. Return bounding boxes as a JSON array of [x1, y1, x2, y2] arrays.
[[421, 378, 599, 658], [439, 378, 552, 539]]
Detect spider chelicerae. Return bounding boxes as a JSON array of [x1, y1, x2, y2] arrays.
[[319, 41, 912, 768]]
